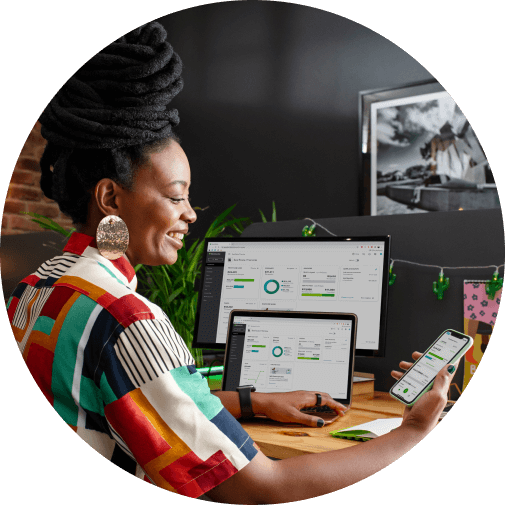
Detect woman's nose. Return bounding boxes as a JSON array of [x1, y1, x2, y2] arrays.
[[183, 202, 197, 224]]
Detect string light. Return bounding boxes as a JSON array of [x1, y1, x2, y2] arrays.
[[389, 259, 396, 286], [303, 218, 504, 299], [433, 268, 450, 300]]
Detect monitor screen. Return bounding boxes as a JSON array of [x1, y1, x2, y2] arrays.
[[193, 237, 390, 357]]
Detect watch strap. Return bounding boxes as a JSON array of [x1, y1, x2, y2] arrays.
[[236, 385, 256, 419]]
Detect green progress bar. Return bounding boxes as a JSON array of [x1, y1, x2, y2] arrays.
[[301, 293, 335, 297], [297, 357, 320, 360], [428, 352, 443, 360], [234, 279, 255, 282], [252, 345, 266, 348]]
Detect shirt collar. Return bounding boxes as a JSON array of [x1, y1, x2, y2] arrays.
[[63, 232, 137, 290]]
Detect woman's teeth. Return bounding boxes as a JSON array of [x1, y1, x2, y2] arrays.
[[167, 232, 184, 240]]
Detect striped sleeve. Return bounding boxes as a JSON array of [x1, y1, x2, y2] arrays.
[[103, 322, 257, 498]]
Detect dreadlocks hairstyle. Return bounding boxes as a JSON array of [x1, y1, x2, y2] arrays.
[[38, 22, 183, 224]]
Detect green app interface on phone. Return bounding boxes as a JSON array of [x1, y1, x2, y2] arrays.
[[394, 331, 467, 403]]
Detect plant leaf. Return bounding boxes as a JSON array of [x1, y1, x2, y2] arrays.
[[168, 286, 185, 304], [220, 216, 251, 227], [187, 238, 200, 256], [206, 204, 237, 234], [22, 211, 74, 237], [187, 240, 206, 277]]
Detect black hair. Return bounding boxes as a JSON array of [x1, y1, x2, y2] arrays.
[[38, 22, 183, 224]]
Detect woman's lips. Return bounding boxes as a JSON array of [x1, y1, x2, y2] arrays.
[[165, 232, 184, 249]]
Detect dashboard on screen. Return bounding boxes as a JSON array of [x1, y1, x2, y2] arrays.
[[193, 237, 390, 357]]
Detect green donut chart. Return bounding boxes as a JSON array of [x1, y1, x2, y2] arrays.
[[272, 346, 283, 357], [264, 279, 280, 294]]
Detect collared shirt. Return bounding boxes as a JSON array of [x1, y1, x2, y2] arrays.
[[7, 232, 257, 498]]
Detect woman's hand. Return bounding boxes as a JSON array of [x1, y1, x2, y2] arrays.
[[391, 351, 458, 434], [251, 390, 347, 427]]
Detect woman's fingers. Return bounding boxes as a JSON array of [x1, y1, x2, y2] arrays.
[[399, 360, 414, 370], [412, 351, 422, 361], [391, 370, 404, 380], [391, 351, 422, 380]]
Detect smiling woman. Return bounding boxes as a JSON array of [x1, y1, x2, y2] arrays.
[[6, 19, 455, 505], [7, 21, 262, 498], [80, 141, 197, 267]]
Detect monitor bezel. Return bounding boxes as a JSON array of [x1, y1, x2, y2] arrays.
[[192, 235, 390, 357]]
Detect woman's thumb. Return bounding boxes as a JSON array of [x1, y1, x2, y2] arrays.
[[431, 361, 458, 396]]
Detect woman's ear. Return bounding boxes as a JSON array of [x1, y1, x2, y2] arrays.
[[94, 178, 122, 216]]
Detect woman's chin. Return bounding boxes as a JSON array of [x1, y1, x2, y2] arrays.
[[161, 248, 179, 266], [131, 248, 179, 267]]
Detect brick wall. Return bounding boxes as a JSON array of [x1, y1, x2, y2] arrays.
[[2, 122, 74, 235]]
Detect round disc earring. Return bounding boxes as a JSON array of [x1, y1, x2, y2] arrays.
[[96, 215, 129, 260]]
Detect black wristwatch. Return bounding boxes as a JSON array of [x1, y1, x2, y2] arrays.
[[236, 385, 256, 419]]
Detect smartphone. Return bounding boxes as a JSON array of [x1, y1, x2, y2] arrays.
[[390, 329, 473, 406]]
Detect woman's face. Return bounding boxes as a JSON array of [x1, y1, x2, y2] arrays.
[[117, 141, 197, 267]]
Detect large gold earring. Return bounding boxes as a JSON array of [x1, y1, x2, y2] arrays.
[[96, 215, 129, 260]]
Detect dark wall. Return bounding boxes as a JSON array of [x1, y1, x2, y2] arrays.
[[242, 208, 505, 395], [156, 2, 433, 238]]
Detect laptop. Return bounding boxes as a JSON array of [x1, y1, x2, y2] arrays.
[[221, 310, 357, 412]]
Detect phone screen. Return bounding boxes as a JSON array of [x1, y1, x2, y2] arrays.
[[391, 331, 469, 404]]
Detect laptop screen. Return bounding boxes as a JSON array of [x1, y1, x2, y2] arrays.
[[222, 311, 357, 403]]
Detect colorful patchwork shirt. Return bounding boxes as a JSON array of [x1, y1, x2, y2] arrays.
[[7, 232, 257, 498]]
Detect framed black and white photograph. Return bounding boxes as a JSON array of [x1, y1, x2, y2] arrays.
[[359, 80, 497, 216]]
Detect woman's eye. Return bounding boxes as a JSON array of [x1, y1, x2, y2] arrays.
[[169, 198, 185, 204]]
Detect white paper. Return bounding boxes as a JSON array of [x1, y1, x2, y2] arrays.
[[339, 417, 403, 437]]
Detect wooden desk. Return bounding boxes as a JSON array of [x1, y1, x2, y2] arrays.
[[240, 392, 405, 459]]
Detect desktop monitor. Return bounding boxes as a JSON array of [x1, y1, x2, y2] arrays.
[[193, 236, 390, 357]]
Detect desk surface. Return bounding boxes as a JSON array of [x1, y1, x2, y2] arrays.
[[241, 392, 405, 459]]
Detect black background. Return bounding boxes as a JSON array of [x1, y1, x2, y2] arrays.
[[156, 2, 433, 237]]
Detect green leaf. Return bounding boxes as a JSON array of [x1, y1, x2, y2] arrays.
[[187, 238, 200, 256], [272, 201, 277, 222], [168, 286, 185, 304], [258, 208, 267, 223], [187, 240, 206, 277], [207, 204, 237, 233], [22, 212, 74, 237], [149, 290, 160, 303], [220, 216, 251, 228]]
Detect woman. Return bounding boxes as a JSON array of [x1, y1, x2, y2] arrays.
[[8, 22, 456, 503]]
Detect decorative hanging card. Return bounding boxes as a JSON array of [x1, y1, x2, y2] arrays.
[[463, 281, 501, 390]]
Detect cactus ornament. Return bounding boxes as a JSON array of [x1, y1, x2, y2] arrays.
[[388, 260, 396, 286], [302, 223, 317, 237], [433, 269, 449, 300], [485, 269, 503, 300]]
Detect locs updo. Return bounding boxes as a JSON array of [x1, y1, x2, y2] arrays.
[[38, 22, 183, 224]]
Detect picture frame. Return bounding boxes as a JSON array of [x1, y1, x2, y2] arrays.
[[359, 80, 495, 216]]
